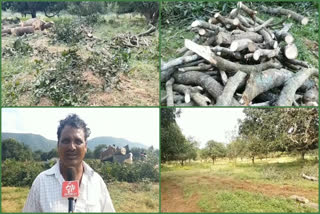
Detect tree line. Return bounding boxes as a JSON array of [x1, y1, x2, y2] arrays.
[[161, 108, 318, 165], [2, 138, 157, 162], [2, 2, 159, 24]]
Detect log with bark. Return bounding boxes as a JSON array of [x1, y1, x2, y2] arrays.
[[161, 2, 318, 106], [3, 18, 54, 37]]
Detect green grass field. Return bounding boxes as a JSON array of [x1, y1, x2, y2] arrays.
[[161, 156, 318, 212], [2, 182, 159, 212]]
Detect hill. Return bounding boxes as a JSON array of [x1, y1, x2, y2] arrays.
[[2, 132, 56, 152], [2, 132, 148, 152], [87, 136, 148, 151]]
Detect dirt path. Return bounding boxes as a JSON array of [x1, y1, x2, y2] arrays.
[[161, 179, 201, 213]]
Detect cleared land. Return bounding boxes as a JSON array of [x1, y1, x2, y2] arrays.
[[161, 157, 318, 212], [2, 12, 159, 106]]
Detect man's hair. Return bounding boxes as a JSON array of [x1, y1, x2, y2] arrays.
[[57, 114, 91, 142]]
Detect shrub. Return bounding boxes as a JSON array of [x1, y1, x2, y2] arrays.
[[85, 159, 159, 183], [51, 18, 84, 44], [34, 48, 89, 106], [2, 160, 46, 187]]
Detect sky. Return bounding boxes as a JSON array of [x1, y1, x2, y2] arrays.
[[176, 108, 246, 148], [2, 108, 159, 149]]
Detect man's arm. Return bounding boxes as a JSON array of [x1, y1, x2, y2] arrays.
[[22, 176, 41, 212]]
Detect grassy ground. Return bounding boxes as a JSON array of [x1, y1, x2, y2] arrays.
[[2, 12, 159, 106], [1, 182, 159, 212], [161, 156, 318, 212]]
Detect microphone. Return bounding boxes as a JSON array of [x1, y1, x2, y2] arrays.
[[66, 168, 75, 213], [62, 168, 79, 213]]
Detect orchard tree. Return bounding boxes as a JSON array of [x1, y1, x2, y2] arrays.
[[239, 108, 318, 160], [161, 108, 185, 163], [204, 140, 226, 164], [3, 2, 65, 18], [226, 138, 248, 162]]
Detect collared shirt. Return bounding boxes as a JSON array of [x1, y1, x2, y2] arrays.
[[22, 161, 115, 213]]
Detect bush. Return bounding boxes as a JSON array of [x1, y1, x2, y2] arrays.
[[51, 18, 84, 44], [85, 159, 159, 183], [2, 160, 46, 187], [34, 48, 89, 106]]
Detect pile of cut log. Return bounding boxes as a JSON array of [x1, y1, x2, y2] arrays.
[[161, 2, 318, 106], [2, 18, 54, 37]]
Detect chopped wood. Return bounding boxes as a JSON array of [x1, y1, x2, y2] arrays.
[[162, 2, 316, 106], [230, 39, 254, 52], [302, 173, 318, 181], [11, 26, 35, 36], [178, 63, 213, 72], [161, 54, 200, 71], [184, 39, 217, 64], [253, 48, 280, 61], [276, 68, 318, 106], [173, 71, 240, 105], [283, 43, 298, 59], [260, 5, 309, 25], [211, 46, 242, 60], [219, 70, 228, 85], [166, 78, 175, 106], [191, 20, 225, 32], [216, 71, 247, 106], [177, 35, 200, 55], [241, 69, 297, 105]]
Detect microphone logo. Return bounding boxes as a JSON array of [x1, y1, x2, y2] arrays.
[[62, 181, 79, 198]]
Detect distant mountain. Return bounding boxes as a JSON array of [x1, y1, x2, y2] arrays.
[[87, 136, 148, 151], [2, 132, 148, 152], [2, 132, 56, 152]]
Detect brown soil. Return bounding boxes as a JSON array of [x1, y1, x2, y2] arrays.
[[82, 71, 104, 89], [161, 179, 201, 213], [162, 174, 318, 212], [88, 73, 158, 106]]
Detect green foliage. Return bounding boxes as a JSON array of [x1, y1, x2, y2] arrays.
[[162, 1, 234, 26], [2, 138, 33, 161], [2, 160, 45, 187], [239, 109, 318, 160], [85, 160, 159, 183], [34, 48, 89, 106], [3, 2, 65, 18], [51, 18, 84, 44], [67, 2, 106, 17], [13, 39, 32, 55]]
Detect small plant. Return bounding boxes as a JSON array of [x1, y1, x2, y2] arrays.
[[34, 48, 89, 106], [51, 18, 84, 44], [13, 38, 32, 55]]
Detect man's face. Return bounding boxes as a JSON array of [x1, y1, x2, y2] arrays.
[[58, 125, 87, 167]]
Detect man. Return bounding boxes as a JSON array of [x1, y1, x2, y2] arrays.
[[23, 114, 115, 212]]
